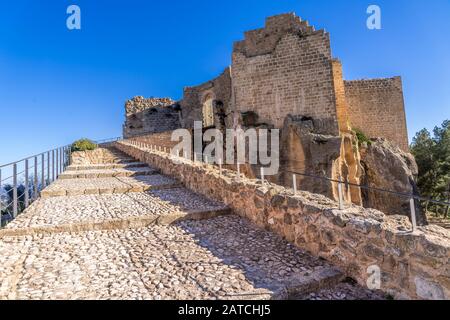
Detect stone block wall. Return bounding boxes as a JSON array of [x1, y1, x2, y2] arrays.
[[114, 140, 450, 300], [231, 14, 339, 134], [344, 77, 409, 151], [123, 97, 181, 138], [70, 148, 120, 165]]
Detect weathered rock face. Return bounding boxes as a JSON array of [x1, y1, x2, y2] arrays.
[[360, 138, 427, 225], [279, 115, 363, 206], [123, 97, 181, 138]]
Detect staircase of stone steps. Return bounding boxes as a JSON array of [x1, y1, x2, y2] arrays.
[[0, 146, 384, 300]]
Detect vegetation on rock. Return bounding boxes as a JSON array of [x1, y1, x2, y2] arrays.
[[353, 128, 372, 147], [71, 139, 97, 152]]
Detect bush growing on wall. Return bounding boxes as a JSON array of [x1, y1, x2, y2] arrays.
[[71, 139, 97, 152]]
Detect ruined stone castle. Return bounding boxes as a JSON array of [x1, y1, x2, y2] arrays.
[[123, 13, 421, 222]]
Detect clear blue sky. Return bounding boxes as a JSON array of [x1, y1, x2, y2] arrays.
[[1, 0, 449, 165]]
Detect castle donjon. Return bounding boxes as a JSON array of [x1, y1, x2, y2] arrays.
[[123, 13, 416, 222], [125, 13, 408, 150]]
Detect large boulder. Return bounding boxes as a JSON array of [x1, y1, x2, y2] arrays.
[[360, 138, 427, 225]]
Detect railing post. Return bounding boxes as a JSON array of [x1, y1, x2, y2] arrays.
[[41, 154, 45, 190], [56, 148, 59, 177], [47, 152, 50, 185], [219, 159, 222, 176], [60, 147, 63, 173], [69, 145, 72, 166], [293, 174, 297, 194], [52, 150, 55, 182], [261, 167, 265, 185], [237, 163, 241, 182], [338, 176, 344, 210], [24, 159, 29, 208], [410, 198, 417, 232], [13, 163, 17, 218], [34, 156, 38, 200]]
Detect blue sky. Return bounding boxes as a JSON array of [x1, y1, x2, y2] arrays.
[[0, 0, 449, 165]]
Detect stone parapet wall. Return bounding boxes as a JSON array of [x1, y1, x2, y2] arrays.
[[130, 131, 181, 152], [114, 141, 450, 300]]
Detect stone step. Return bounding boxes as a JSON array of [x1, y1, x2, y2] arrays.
[[66, 162, 148, 171], [2, 188, 231, 237], [0, 215, 350, 300], [59, 167, 158, 179], [40, 175, 181, 198]]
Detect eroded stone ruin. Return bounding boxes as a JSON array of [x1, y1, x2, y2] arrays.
[[123, 13, 424, 224]]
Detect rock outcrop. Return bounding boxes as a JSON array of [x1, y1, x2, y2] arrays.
[[360, 138, 427, 225], [280, 115, 363, 206]]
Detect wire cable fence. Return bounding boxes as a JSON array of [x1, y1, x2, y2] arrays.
[[123, 138, 450, 232]]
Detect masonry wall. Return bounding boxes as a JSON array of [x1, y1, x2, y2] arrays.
[[181, 68, 232, 130], [231, 14, 339, 135], [344, 77, 409, 151], [123, 97, 181, 138], [331, 60, 350, 132], [115, 141, 450, 300]]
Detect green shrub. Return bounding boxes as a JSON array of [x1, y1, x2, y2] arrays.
[[353, 128, 372, 147], [71, 139, 97, 152]]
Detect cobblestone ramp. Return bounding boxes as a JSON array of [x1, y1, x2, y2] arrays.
[[0, 147, 384, 300]]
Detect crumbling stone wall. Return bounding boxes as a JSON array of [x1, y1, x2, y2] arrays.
[[231, 14, 340, 133], [123, 97, 181, 138], [181, 68, 232, 130], [115, 141, 450, 300], [344, 77, 409, 151]]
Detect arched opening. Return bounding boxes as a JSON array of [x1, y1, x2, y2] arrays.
[[202, 95, 214, 128]]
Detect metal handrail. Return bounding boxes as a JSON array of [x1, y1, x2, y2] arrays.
[[1, 138, 124, 227], [0, 144, 72, 169], [1, 143, 73, 228], [95, 137, 123, 145]]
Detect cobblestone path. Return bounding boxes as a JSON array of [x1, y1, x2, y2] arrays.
[[0, 147, 384, 300]]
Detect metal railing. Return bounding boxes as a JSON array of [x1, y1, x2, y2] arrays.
[[0, 137, 123, 228], [123, 138, 450, 232], [0, 144, 72, 228], [94, 137, 123, 146]]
